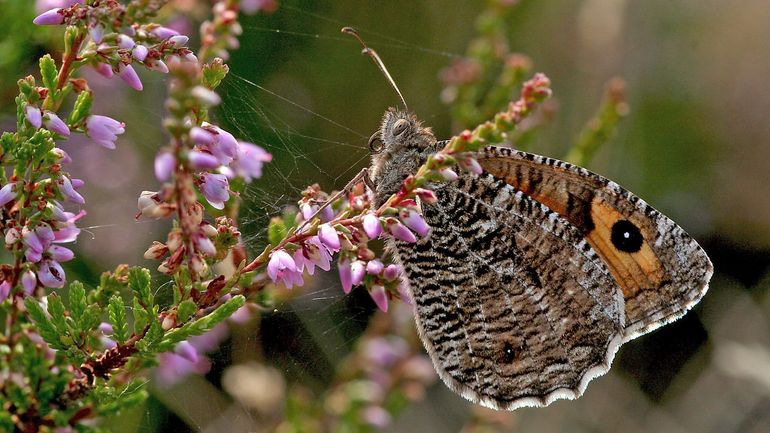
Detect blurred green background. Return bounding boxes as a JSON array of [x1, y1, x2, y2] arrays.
[[2, 0, 769, 432]]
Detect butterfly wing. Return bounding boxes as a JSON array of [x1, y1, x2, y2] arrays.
[[477, 146, 713, 341], [391, 173, 625, 410]]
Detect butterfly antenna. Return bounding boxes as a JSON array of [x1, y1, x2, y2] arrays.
[[341, 26, 408, 111]]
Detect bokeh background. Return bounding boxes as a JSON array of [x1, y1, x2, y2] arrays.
[[2, 0, 769, 432]]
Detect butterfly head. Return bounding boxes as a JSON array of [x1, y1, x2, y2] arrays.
[[369, 108, 437, 159]]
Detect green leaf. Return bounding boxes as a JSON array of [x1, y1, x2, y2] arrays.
[[108, 294, 128, 344], [176, 299, 197, 324], [157, 295, 245, 352], [68, 90, 92, 125], [24, 296, 65, 350], [46, 293, 68, 335], [136, 319, 163, 352], [39, 54, 57, 92], [268, 217, 287, 247], [128, 267, 153, 308], [133, 297, 149, 334], [68, 281, 87, 324], [202, 58, 229, 89]]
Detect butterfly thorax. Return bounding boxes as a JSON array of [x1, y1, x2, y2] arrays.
[[369, 108, 441, 207]]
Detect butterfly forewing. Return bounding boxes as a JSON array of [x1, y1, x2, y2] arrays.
[[390, 173, 625, 410], [477, 146, 713, 341]]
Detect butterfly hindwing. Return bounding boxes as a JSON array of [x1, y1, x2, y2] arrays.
[[390, 173, 625, 410], [477, 146, 713, 341]]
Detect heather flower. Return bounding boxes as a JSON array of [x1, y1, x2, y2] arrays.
[[38, 259, 65, 288], [43, 111, 70, 136], [175, 341, 199, 363], [25, 105, 42, 128], [169, 35, 189, 47], [93, 62, 114, 78], [459, 154, 483, 174], [318, 224, 340, 251], [362, 405, 392, 429], [33, 8, 64, 26], [370, 284, 388, 312], [89, 25, 104, 43], [198, 123, 238, 165], [366, 259, 384, 275], [388, 220, 417, 243], [118, 64, 143, 91], [241, 0, 278, 14], [363, 213, 383, 239], [60, 176, 85, 204], [188, 150, 219, 170], [117, 34, 135, 49], [48, 245, 74, 262], [0, 281, 11, 302], [21, 270, 37, 295], [383, 264, 399, 281], [155, 352, 210, 388], [293, 236, 332, 275], [0, 183, 18, 207], [137, 191, 175, 219], [191, 86, 220, 106], [151, 26, 179, 40], [232, 141, 271, 182], [266, 250, 303, 289], [414, 188, 438, 204], [147, 60, 169, 74], [132, 45, 149, 62], [400, 209, 430, 237], [199, 173, 229, 209], [338, 257, 353, 293], [154, 152, 176, 182], [86, 115, 125, 149], [193, 233, 216, 256], [350, 260, 365, 286], [439, 167, 458, 181]]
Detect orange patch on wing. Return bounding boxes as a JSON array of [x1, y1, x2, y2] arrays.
[[586, 197, 664, 299]]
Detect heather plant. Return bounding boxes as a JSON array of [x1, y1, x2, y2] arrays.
[[0, 1, 626, 432]]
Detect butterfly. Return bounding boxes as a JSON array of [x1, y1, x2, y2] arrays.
[[367, 108, 713, 411]]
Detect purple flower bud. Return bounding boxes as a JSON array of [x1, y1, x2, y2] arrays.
[[363, 213, 383, 239], [43, 112, 70, 136], [137, 190, 174, 219], [54, 224, 81, 243], [338, 257, 352, 293], [301, 203, 316, 221], [233, 141, 271, 182], [21, 270, 37, 295], [175, 341, 199, 363], [70, 178, 84, 189], [366, 259, 384, 275], [401, 209, 430, 237], [384, 264, 400, 280], [132, 45, 149, 62], [194, 233, 216, 256], [388, 220, 417, 243], [5, 227, 21, 245], [48, 245, 74, 262], [86, 115, 125, 149], [460, 155, 483, 175], [414, 188, 438, 204], [147, 60, 169, 74], [25, 105, 42, 128], [439, 167, 458, 181], [33, 8, 64, 26], [118, 64, 143, 91], [191, 86, 221, 106], [320, 205, 334, 222], [151, 26, 180, 40], [51, 148, 72, 163], [60, 176, 85, 204], [351, 260, 365, 286], [0, 183, 18, 207], [190, 126, 215, 146], [370, 285, 388, 312], [318, 224, 340, 252], [154, 152, 176, 182], [99, 322, 113, 335], [89, 25, 104, 43], [188, 151, 220, 170], [117, 34, 135, 49], [184, 52, 199, 63], [0, 281, 10, 302], [169, 35, 189, 47], [199, 173, 229, 209], [38, 259, 65, 288], [93, 62, 114, 78], [267, 250, 303, 289]]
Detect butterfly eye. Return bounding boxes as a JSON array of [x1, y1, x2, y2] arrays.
[[392, 119, 409, 136], [368, 131, 384, 154]]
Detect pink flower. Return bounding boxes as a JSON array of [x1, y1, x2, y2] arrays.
[[151, 26, 179, 40], [363, 213, 383, 239], [366, 259, 384, 275], [0, 281, 11, 302], [175, 341, 199, 363], [400, 209, 430, 237], [199, 173, 229, 209], [33, 8, 64, 26], [154, 152, 176, 182], [21, 270, 37, 295], [169, 35, 189, 47], [89, 25, 104, 43], [198, 123, 238, 165], [48, 245, 74, 262], [0, 183, 18, 207], [338, 257, 353, 293], [388, 220, 417, 243], [193, 233, 216, 257], [92, 62, 114, 78], [132, 45, 149, 62], [38, 259, 65, 288], [369, 285, 388, 312], [383, 264, 399, 281], [118, 64, 143, 91], [267, 250, 303, 289], [439, 167, 458, 181], [155, 352, 211, 388], [459, 155, 483, 174], [232, 141, 271, 182], [59, 176, 84, 204], [147, 60, 169, 74], [240, 0, 278, 14], [86, 115, 125, 149], [25, 105, 42, 128], [117, 34, 135, 49], [414, 188, 438, 204], [318, 224, 340, 251], [293, 236, 332, 275], [43, 111, 70, 136], [188, 151, 220, 170], [350, 260, 365, 286]]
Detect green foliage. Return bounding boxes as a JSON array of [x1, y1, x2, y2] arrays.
[[202, 58, 230, 89], [157, 295, 245, 352], [68, 89, 93, 126], [268, 216, 288, 247], [108, 294, 129, 344]]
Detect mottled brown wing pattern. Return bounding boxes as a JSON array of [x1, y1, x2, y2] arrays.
[[477, 146, 713, 341], [389, 173, 626, 410]]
